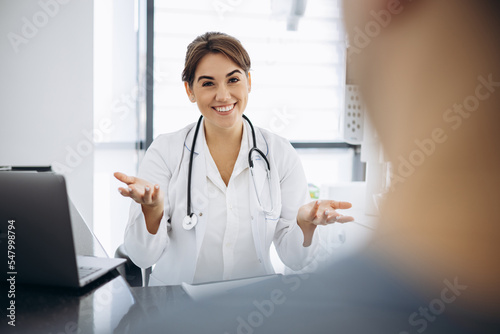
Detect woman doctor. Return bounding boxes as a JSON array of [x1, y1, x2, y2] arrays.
[[115, 32, 354, 286]]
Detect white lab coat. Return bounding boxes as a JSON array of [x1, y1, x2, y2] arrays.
[[124, 119, 319, 286]]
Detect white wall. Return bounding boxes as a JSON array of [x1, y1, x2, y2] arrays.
[[0, 0, 94, 227], [93, 0, 140, 257]]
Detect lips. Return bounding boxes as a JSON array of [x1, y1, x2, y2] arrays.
[[212, 103, 236, 113]]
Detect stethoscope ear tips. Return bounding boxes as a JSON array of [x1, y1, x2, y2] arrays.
[[182, 213, 198, 230]]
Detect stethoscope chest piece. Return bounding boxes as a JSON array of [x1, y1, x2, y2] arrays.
[[183, 214, 197, 230]]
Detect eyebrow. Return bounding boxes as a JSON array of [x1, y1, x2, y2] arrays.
[[197, 69, 243, 83]]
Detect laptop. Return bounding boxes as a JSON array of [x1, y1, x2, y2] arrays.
[[0, 171, 125, 288]]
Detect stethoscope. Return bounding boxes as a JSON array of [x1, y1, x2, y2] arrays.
[[182, 114, 274, 230]]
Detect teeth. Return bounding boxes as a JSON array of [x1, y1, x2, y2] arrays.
[[215, 104, 234, 112]]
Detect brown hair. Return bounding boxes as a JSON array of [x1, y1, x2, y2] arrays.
[[182, 32, 251, 88]]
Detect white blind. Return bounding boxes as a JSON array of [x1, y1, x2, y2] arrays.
[[153, 0, 345, 142]]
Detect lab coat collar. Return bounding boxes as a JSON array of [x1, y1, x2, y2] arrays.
[[243, 116, 269, 158], [230, 119, 250, 179], [243, 117, 271, 203], [183, 118, 204, 155]]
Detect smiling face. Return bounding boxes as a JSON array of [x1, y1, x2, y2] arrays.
[[185, 52, 251, 134]]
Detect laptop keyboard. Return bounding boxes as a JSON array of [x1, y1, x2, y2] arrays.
[[78, 266, 101, 280]]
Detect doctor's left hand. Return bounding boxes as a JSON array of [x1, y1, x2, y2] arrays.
[[114, 172, 165, 234], [297, 200, 354, 247]]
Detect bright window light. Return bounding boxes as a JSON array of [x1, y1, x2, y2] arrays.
[[153, 0, 345, 142]]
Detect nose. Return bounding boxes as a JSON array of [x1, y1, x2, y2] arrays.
[[215, 84, 231, 102]]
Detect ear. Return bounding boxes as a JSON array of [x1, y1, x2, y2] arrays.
[[247, 72, 252, 93], [184, 81, 196, 102]]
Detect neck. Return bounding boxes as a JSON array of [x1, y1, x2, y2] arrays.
[[204, 118, 244, 149]]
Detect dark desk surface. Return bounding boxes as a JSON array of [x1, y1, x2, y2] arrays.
[[1, 276, 200, 333], [4, 262, 499, 334]]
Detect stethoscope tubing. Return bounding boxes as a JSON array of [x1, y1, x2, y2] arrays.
[[184, 114, 273, 230], [186, 116, 204, 218]]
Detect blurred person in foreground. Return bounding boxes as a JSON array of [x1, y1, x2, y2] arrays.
[[133, 0, 500, 332]]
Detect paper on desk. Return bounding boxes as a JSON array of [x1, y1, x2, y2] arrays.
[[181, 275, 276, 301]]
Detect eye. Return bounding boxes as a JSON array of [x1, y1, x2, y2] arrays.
[[202, 81, 214, 87], [228, 77, 240, 83]]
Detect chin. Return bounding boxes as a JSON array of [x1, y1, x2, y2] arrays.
[[206, 111, 243, 129]]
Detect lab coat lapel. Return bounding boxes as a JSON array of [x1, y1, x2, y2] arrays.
[[248, 167, 266, 267], [246, 122, 274, 272], [248, 170, 274, 273], [183, 120, 209, 257]]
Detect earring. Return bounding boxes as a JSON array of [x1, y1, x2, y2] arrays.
[[191, 96, 195, 101]]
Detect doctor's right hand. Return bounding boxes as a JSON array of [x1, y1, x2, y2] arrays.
[[114, 172, 164, 207], [114, 172, 164, 234]]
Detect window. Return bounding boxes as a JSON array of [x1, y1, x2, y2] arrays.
[[153, 0, 346, 143]]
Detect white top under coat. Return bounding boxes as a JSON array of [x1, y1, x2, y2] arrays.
[[193, 123, 266, 283]]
